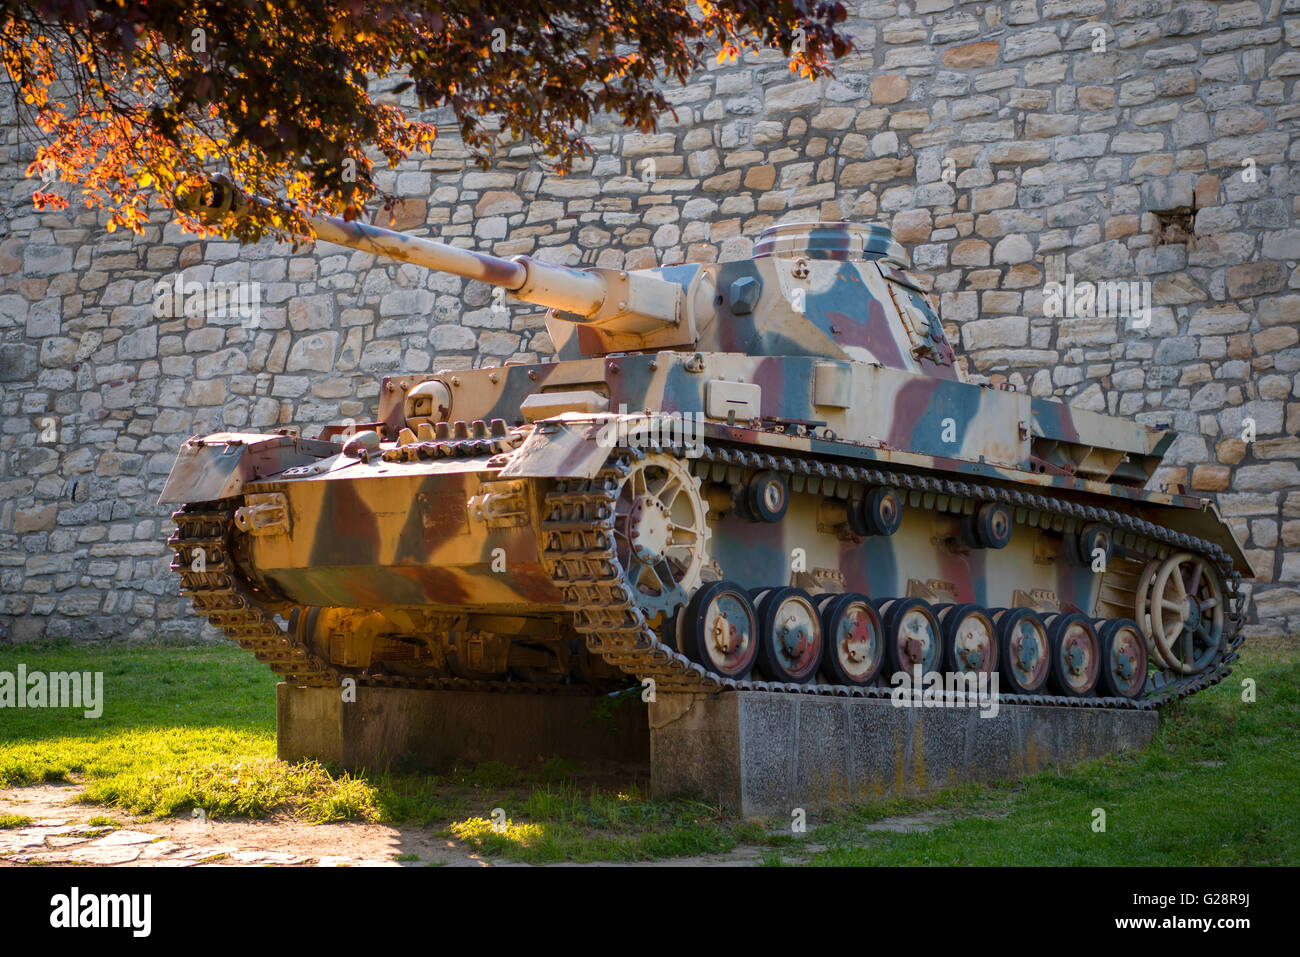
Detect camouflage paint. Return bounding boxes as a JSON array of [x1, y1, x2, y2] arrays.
[[160, 210, 1252, 677], [157, 432, 339, 504], [753, 221, 907, 267]]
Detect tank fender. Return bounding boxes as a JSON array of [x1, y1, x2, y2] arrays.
[[497, 414, 621, 480], [156, 432, 339, 505], [1141, 500, 1255, 579]]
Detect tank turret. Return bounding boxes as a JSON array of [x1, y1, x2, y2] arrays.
[[182, 177, 956, 375]]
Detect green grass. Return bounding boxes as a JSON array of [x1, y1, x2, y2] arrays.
[[0, 640, 763, 860], [1, 639, 1297, 864], [0, 641, 377, 823], [806, 643, 1300, 865], [0, 814, 34, 828], [445, 790, 769, 863]]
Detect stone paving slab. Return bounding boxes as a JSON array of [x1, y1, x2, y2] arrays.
[[5, 783, 737, 867]]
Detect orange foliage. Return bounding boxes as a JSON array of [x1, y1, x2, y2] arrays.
[[2, 1, 850, 241]]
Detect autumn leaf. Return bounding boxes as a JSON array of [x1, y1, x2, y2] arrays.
[[2, 0, 851, 242]]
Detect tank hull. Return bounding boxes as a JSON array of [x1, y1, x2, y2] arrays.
[[234, 457, 564, 614], [163, 364, 1249, 706], [226, 454, 1098, 616], [217, 427, 1230, 617]]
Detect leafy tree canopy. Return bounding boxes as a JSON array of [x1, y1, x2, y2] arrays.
[[2, 1, 851, 240]]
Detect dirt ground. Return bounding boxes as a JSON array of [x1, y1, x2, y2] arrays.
[[0, 784, 802, 867], [0, 783, 945, 866]]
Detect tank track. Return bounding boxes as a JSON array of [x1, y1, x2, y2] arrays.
[[540, 444, 1246, 710], [168, 505, 599, 696], [169, 439, 1245, 708]]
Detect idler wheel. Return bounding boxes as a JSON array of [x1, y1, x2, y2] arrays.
[[683, 581, 759, 680], [1133, 558, 1162, 658], [819, 592, 885, 686], [882, 598, 943, 678], [860, 486, 902, 537], [746, 471, 789, 523], [753, 586, 824, 684], [993, 608, 1050, 694], [1045, 612, 1100, 697], [1147, 552, 1224, 676], [1095, 617, 1148, 699], [937, 603, 998, 677]]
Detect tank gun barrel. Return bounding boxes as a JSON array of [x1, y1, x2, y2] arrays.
[[179, 175, 611, 318]]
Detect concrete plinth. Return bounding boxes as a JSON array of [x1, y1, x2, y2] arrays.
[[279, 684, 1158, 815], [650, 692, 1159, 817], [277, 684, 649, 768]]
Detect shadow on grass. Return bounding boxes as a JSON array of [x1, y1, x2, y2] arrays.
[[0, 641, 763, 862]]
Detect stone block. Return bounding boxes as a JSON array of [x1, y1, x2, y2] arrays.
[[651, 692, 1159, 817], [278, 684, 650, 768]]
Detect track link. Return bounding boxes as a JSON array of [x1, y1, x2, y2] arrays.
[[169, 509, 334, 685]]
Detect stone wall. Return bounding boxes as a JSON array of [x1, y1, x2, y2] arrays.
[[1, 0, 1298, 644]]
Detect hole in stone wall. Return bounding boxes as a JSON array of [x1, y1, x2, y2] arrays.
[[1152, 207, 1196, 248]]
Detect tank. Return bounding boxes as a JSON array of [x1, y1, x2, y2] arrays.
[[161, 176, 1252, 708]]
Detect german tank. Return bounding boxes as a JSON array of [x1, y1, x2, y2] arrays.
[[161, 176, 1251, 709]]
